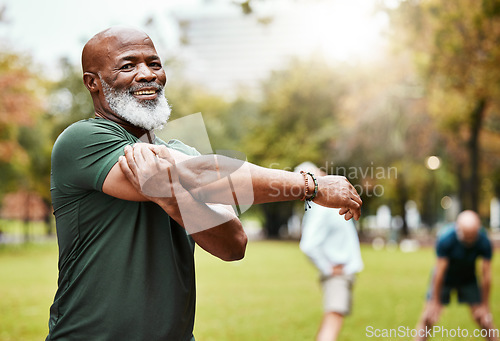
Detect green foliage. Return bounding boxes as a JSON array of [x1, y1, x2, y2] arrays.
[[165, 67, 260, 153], [46, 58, 94, 140], [0, 52, 46, 197], [0, 51, 91, 206], [3, 0, 500, 231], [389, 0, 500, 212], [243, 57, 344, 170], [0, 47, 94, 210]]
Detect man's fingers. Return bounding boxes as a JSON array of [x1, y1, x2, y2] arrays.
[[124, 145, 143, 180], [341, 176, 362, 205], [351, 192, 363, 206], [343, 189, 361, 221], [347, 184, 363, 206], [339, 206, 360, 221], [140, 143, 158, 162], [347, 184, 362, 220], [150, 145, 175, 162], [124, 145, 137, 170], [344, 211, 354, 221], [344, 204, 361, 221], [119, 155, 138, 187], [133, 144, 149, 164], [351, 207, 361, 221]]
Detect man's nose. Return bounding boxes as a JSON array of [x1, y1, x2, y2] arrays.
[[136, 64, 157, 82]]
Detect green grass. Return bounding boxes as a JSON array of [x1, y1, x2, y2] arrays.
[[0, 243, 58, 341], [0, 240, 498, 341], [194, 241, 500, 341]]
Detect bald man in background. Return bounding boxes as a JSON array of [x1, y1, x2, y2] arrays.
[[415, 210, 498, 341]]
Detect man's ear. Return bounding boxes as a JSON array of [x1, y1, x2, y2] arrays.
[[83, 72, 100, 93]]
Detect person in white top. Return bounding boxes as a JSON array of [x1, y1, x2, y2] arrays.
[[297, 162, 363, 341]]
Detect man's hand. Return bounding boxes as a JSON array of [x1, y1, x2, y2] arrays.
[[332, 264, 344, 276], [119, 144, 180, 202], [314, 175, 362, 221], [473, 303, 494, 327], [425, 300, 443, 325]]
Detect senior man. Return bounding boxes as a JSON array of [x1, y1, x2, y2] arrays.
[[46, 26, 362, 341], [415, 210, 497, 341]]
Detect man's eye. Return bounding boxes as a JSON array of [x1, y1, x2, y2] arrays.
[[150, 62, 162, 68], [120, 64, 134, 70]]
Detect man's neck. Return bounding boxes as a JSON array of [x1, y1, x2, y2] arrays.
[[95, 110, 153, 142]]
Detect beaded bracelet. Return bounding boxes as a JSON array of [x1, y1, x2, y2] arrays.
[[299, 171, 310, 201], [300, 171, 319, 211]]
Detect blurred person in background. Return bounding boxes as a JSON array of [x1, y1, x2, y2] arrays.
[[296, 162, 364, 341], [415, 210, 498, 341]]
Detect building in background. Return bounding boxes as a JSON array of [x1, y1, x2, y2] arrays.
[[163, 0, 385, 98], [167, 2, 305, 97]]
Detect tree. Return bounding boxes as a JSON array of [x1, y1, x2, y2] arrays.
[[0, 52, 42, 196], [331, 54, 456, 234], [244, 57, 345, 169], [0, 48, 56, 238], [46, 57, 95, 140], [242, 57, 346, 237], [389, 0, 500, 213]]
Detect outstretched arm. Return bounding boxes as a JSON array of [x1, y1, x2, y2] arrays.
[[125, 144, 362, 220]]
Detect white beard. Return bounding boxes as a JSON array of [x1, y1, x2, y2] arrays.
[[100, 78, 171, 131]]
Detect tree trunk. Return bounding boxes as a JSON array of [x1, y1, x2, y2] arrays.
[[465, 98, 486, 211], [24, 192, 30, 243], [261, 202, 294, 238], [396, 174, 409, 238], [457, 162, 465, 212]]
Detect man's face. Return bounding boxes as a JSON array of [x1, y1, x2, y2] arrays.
[[457, 227, 479, 247], [98, 35, 170, 130]]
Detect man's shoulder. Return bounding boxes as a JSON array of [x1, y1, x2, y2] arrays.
[[437, 225, 456, 242], [477, 229, 493, 254], [54, 119, 129, 148], [478, 228, 492, 242], [159, 138, 201, 157], [436, 225, 457, 252], [59, 118, 122, 137]]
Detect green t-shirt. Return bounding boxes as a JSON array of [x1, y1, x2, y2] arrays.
[[47, 118, 198, 341]]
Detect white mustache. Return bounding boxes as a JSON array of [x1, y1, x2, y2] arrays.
[[129, 82, 162, 93]]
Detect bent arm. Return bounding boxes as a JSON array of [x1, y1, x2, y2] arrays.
[[424, 257, 448, 324], [101, 149, 247, 261], [431, 257, 448, 303], [481, 259, 492, 306], [155, 192, 247, 261], [103, 161, 148, 201]]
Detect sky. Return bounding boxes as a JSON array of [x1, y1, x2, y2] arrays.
[[0, 0, 389, 79], [0, 0, 199, 74]]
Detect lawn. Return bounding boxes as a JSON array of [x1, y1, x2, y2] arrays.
[[0, 240, 498, 341]]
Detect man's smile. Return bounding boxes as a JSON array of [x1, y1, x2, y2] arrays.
[[132, 88, 159, 100]]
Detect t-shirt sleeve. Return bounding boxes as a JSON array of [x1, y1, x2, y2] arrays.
[[479, 231, 493, 260], [51, 120, 133, 194], [164, 138, 201, 157], [436, 236, 451, 258]]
